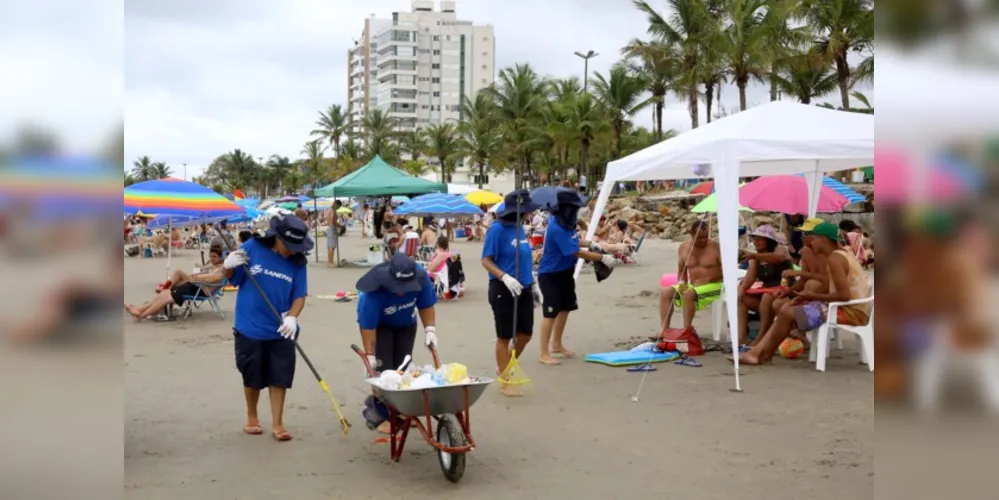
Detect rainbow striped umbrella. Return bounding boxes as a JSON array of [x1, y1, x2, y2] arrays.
[[124, 178, 246, 220]]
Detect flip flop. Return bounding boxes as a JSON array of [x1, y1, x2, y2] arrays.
[[272, 430, 292, 441], [243, 424, 263, 435], [627, 363, 658, 372], [674, 357, 702, 368], [738, 344, 752, 353]]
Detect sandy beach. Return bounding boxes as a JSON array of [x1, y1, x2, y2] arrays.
[[124, 231, 873, 500]]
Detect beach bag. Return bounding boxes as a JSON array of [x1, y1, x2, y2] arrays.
[[657, 327, 705, 356]]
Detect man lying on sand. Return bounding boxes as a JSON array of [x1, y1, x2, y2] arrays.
[[731, 223, 870, 366]]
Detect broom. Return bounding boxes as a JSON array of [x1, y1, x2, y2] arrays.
[[498, 191, 533, 396]]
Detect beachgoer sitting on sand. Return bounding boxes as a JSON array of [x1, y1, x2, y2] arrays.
[[154, 245, 225, 292], [733, 222, 870, 366], [125, 246, 224, 320], [737, 225, 793, 349], [660, 220, 722, 334], [595, 219, 642, 254]]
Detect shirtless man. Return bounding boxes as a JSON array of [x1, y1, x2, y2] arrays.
[[771, 218, 829, 316], [659, 220, 723, 332], [326, 200, 341, 267]]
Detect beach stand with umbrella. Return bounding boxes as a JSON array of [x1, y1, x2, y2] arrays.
[[464, 190, 503, 207], [124, 178, 247, 277]]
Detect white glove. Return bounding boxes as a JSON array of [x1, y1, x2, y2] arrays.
[[277, 314, 299, 340], [366, 355, 378, 376], [531, 282, 543, 308], [588, 242, 604, 253], [424, 326, 438, 349], [599, 254, 617, 268], [223, 250, 248, 269], [500, 273, 523, 297]]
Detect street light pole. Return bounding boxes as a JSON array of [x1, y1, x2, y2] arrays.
[[574, 50, 598, 91]]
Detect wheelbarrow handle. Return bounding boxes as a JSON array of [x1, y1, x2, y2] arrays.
[[428, 344, 441, 369], [351, 344, 377, 378]]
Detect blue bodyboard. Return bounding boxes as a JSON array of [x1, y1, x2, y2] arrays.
[[584, 349, 680, 366]]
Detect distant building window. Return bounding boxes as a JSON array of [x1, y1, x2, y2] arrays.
[[483, 51, 488, 56], [446, 35, 451, 41], [432, 91, 440, 97], [432, 63, 440, 69], [432, 35, 440, 41], [481, 79, 487, 84], [482, 65, 487, 69], [432, 77, 440, 83], [433, 49, 440, 55], [483, 37, 488, 41]]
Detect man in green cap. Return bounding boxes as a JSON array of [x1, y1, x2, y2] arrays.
[[732, 222, 871, 366]]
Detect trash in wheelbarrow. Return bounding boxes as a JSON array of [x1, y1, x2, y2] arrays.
[[370, 362, 473, 390], [364, 376, 494, 417]]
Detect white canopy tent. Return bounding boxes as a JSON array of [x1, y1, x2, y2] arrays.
[[447, 183, 478, 195], [577, 101, 874, 391]]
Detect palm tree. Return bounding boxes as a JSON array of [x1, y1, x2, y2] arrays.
[[772, 49, 838, 104], [591, 64, 648, 159], [130, 156, 157, 181], [486, 63, 548, 188], [458, 123, 500, 189], [425, 122, 459, 183], [124, 172, 136, 187], [564, 93, 610, 183], [211, 149, 258, 191], [360, 108, 399, 159], [311, 104, 351, 157], [398, 129, 427, 162], [152, 162, 172, 179], [622, 39, 677, 140], [633, 0, 715, 129], [761, 0, 810, 101], [301, 140, 327, 190], [804, 0, 874, 110], [720, 0, 770, 111], [265, 155, 294, 195]]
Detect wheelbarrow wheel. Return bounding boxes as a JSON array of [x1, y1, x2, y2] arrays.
[[436, 414, 467, 483]]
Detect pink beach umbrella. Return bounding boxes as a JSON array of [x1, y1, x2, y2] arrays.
[[738, 176, 849, 214], [873, 147, 964, 204]]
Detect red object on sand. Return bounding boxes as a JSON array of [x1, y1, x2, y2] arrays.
[[660, 327, 705, 356]]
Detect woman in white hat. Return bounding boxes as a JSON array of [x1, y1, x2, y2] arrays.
[[737, 224, 793, 351]]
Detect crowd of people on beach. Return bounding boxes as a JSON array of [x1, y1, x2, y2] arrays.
[[120, 183, 884, 440]]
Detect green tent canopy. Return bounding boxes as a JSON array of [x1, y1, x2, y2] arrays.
[[861, 166, 873, 182], [314, 155, 447, 198]]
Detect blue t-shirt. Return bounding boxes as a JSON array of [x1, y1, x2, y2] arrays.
[[537, 218, 580, 274], [481, 221, 534, 286], [230, 238, 309, 340], [357, 273, 437, 329]]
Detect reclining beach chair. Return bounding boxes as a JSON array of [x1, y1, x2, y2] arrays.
[[615, 231, 647, 264], [178, 279, 228, 320]]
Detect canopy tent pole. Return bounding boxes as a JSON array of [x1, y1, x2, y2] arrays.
[[804, 163, 823, 218], [166, 217, 173, 280], [573, 176, 616, 280], [712, 158, 743, 392]]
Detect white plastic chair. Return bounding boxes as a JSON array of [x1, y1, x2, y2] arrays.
[[809, 282, 874, 372]]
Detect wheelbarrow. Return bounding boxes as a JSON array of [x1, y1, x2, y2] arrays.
[[351, 344, 493, 483]]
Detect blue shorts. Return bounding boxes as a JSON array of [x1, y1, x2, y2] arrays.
[[233, 330, 296, 389]]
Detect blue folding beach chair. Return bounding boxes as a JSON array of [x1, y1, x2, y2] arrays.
[[179, 278, 228, 320]]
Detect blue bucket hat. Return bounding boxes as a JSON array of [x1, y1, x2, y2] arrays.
[[263, 214, 314, 254], [356, 253, 427, 295], [495, 189, 540, 218]]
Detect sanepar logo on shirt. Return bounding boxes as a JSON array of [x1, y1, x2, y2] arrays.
[[248, 264, 293, 284]]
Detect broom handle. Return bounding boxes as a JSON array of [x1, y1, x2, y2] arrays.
[[511, 193, 522, 344]]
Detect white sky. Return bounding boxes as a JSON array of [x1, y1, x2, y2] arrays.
[[0, 1, 872, 178]]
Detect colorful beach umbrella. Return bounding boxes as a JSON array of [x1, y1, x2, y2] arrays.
[[874, 147, 966, 204], [692, 188, 751, 213], [689, 181, 714, 196], [124, 178, 246, 220], [739, 176, 850, 214], [814, 176, 866, 204], [464, 190, 503, 206], [396, 193, 481, 216]]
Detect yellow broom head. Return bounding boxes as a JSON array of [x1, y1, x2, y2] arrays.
[[498, 349, 533, 397]]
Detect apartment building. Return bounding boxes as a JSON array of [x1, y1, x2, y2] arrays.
[[347, 1, 512, 190]]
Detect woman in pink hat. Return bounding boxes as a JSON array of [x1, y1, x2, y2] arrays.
[[737, 224, 793, 352]]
